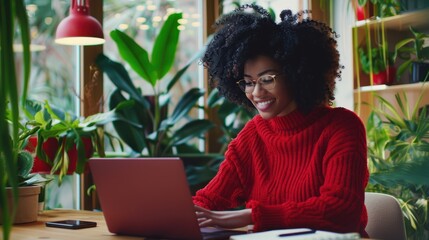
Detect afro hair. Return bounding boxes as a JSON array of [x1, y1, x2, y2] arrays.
[[202, 4, 341, 113]]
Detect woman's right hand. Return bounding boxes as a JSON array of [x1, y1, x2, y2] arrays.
[[194, 205, 252, 229]]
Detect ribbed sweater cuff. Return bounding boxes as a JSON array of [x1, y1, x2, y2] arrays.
[[247, 200, 288, 231]]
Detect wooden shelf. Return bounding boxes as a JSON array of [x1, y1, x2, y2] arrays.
[[354, 82, 429, 93], [352, 8, 429, 122], [354, 8, 429, 31]]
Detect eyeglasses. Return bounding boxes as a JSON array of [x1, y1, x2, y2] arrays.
[[236, 74, 279, 93]]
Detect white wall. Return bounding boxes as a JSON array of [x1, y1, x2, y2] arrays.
[[332, 2, 356, 110]]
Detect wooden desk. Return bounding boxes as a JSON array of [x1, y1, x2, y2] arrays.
[[3, 209, 139, 240], [3, 210, 370, 240]]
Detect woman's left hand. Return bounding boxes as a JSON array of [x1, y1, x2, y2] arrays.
[[194, 205, 252, 229]]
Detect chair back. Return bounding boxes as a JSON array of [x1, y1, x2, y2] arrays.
[[365, 192, 406, 240]]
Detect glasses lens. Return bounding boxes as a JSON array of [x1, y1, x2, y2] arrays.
[[237, 80, 253, 93], [237, 75, 277, 93], [258, 75, 275, 90]]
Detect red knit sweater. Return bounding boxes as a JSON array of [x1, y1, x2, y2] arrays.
[[193, 106, 369, 237]]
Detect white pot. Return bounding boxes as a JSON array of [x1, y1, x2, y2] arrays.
[[0, 185, 41, 224]]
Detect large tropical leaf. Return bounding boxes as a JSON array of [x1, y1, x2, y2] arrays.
[[110, 29, 157, 86], [96, 54, 151, 110], [169, 119, 214, 146], [207, 88, 224, 107], [167, 88, 205, 127], [151, 12, 182, 80], [370, 156, 429, 187], [109, 90, 148, 153], [165, 41, 206, 92]]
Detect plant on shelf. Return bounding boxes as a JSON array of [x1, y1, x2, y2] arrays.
[[371, 0, 402, 17], [359, 44, 396, 85], [0, 1, 31, 239], [355, 0, 401, 18], [96, 12, 213, 157], [365, 91, 429, 239], [22, 100, 120, 183], [347, 0, 369, 21], [394, 26, 429, 83]]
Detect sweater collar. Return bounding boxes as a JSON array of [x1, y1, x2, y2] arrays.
[[263, 106, 329, 131]]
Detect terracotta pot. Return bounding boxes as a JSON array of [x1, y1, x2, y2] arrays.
[[0, 185, 41, 224], [372, 66, 396, 85], [26, 136, 93, 175]]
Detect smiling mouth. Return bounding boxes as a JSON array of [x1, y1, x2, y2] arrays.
[[255, 99, 274, 111]]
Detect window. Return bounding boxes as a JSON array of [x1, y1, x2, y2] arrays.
[[24, 0, 79, 210], [222, 0, 303, 18], [102, 0, 204, 153]]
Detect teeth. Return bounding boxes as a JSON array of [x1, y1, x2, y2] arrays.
[[256, 100, 273, 108]]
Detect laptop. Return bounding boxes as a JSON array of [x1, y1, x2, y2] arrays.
[[89, 157, 247, 240]]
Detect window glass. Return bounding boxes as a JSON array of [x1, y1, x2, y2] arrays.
[[24, 0, 78, 210], [102, 0, 203, 153], [103, 0, 202, 108], [222, 0, 302, 19], [25, 0, 76, 110]]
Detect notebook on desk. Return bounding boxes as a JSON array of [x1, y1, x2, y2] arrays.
[[230, 228, 360, 240], [89, 157, 246, 240]]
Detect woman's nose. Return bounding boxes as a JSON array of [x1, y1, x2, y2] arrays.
[[251, 82, 265, 96]]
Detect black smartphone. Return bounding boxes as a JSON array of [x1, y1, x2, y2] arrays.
[[45, 220, 97, 229]]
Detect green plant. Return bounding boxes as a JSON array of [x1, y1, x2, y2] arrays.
[[22, 100, 120, 183], [182, 89, 255, 193], [394, 26, 429, 79], [1, 1, 31, 239], [359, 45, 394, 74], [14, 148, 51, 187], [96, 12, 214, 157], [357, 0, 401, 18], [2, 117, 52, 188], [372, 0, 402, 17], [366, 91, 429, 239], [207, 88, 255, 153]]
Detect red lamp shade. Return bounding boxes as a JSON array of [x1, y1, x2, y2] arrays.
[[55, 0, 105, 46]]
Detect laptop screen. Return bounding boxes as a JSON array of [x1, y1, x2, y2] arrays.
[[89, 157, 203, 239]]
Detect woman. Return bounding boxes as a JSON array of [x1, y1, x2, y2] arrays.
[[193, 4, 369, 237]]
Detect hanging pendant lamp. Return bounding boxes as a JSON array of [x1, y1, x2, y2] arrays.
[[55, 0, 105, 45]]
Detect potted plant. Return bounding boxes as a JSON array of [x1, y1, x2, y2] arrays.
[[96, 13, 220, 193], [348, 0, 368, 21], [22, 100, 120, 183], [394, 26, 429, 83], [359, 45, 396, 85], [366, 91, 429, 239], [0, 139, 52, 225], [0, 1, 31, 239], [354, 0, 402, 18], [96, 12, 213, 157]]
